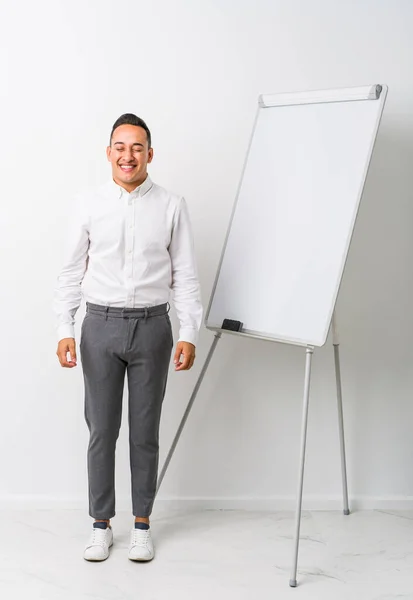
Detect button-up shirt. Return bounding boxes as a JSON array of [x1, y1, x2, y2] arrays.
[[54, 175, 203, 346]]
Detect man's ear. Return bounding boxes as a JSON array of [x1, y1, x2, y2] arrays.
[[106, 146, 111, 161], [148, 148, 154, 164]]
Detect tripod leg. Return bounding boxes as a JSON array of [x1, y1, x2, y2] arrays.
[[156, 332, 222, 496], [332, 313, 350, 515], [289, 346, 314, 588]]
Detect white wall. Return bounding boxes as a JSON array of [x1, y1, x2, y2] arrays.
[[0, 0, 412, 512]]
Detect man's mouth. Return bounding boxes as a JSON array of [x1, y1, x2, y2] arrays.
[[119, 164, 136, 173]]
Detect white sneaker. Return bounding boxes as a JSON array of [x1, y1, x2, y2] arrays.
[[128, 526, 154, 561], [83, 523, 113, 561]]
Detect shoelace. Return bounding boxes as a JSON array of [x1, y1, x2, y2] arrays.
[[131, 529, 150, 547], [88, 528, 109, 548]]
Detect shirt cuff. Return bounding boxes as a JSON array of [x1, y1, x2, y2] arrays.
[[57, 324, 75, 342], [178, 327, 198, 346]]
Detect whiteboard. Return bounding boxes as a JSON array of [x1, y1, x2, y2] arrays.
[[205, 85, 387, 347]]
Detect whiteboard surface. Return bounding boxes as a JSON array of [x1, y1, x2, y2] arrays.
[[205, 86, 387, 347]]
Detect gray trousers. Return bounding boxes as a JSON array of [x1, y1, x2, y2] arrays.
[[80, 302, 173, 520]]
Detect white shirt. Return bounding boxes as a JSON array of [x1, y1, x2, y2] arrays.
[[54, 175, 203, 346]]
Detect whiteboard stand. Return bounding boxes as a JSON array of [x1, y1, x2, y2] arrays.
[[155, 311, 350, 587], [156, 84, 387, 587]]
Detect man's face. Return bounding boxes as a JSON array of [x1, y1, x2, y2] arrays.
[[106, 124, 153, 191]]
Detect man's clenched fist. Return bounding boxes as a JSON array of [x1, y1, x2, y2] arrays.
[[173, 341, 196, 371], [56, 338, 77, 368]]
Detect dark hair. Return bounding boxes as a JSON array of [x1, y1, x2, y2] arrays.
[[109, 113, 152, 148]]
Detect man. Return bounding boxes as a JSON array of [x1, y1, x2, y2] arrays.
[[54, 114, 203, 562]]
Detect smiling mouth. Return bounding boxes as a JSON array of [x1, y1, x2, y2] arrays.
[[119, 164, 136, 173]]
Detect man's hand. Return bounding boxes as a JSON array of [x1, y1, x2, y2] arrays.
[[56, 338, 77, 368], [174, 341, 196, 371]]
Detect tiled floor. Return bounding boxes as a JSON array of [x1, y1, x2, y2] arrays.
[[1, 508, 412, 599]]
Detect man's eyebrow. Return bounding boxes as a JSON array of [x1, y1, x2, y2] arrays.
[[113, 141, 144, 147]]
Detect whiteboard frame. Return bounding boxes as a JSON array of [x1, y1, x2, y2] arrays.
[[205, 84, 388, 347]]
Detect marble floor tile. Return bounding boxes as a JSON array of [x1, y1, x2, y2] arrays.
[[0, 509, 412, 599]]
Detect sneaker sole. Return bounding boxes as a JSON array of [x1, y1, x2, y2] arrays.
[[83, 540, 113, 562], [128, 555, 154, 562]]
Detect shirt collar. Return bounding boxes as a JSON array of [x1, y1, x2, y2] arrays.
[[108, 174, 153, 199]]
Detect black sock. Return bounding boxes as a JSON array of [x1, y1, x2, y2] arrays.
[[93, 521, 108, 529], [134, 522, 150, 530]]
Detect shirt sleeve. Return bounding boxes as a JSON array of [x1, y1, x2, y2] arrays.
[[169, 197, 203, 346], [53, 195, 90, 341]]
